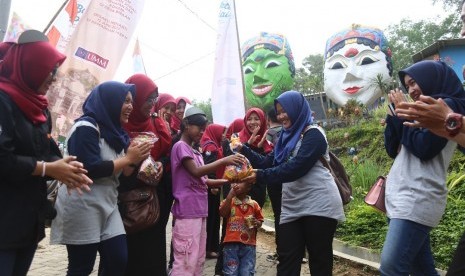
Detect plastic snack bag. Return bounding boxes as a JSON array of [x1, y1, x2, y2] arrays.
[[137, 156, 159, 186], [223, 157, 253, 182], [131, 132, 158, 145], [229, 133, 241, 153], [131, 132, 159, 186]]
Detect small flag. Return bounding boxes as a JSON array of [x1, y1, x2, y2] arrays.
[[132, 38, 146, 74], [47, 0, 79, 47]]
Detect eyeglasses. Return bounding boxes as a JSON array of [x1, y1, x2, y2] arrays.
[[51, 66, 58, 79], [146, 96, 158, 105]]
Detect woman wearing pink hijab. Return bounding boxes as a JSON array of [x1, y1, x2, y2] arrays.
[[170, 96, 191, 135], [152, 93, 176, 136], [0, 31, 91, 275]]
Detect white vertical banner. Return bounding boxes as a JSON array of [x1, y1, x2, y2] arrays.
[[211, 0, 245, 126], [47, 0, 145, 137]]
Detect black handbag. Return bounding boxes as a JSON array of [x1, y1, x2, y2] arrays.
[[44, 180, 61, 227]]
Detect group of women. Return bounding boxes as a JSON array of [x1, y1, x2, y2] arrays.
[[3, 28, 464, 276], [0, 29, 350, 276], [0, 30, 194, 276]]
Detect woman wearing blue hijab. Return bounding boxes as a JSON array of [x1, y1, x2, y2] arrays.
[[237, 90, 345, 275], [381, 60, 465, 275], [50, 81, 153, 276]]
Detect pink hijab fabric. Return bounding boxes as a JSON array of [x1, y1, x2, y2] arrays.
[[238, 107, 273, 153], [0, 41, 66, 124], [170, 96, 191, 133]]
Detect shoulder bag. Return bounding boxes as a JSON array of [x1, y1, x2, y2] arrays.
[[364, 176, 386, 213], [118, 185, 160, 234]]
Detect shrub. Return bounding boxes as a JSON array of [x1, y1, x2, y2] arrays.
[[335, 201, 387, 250]]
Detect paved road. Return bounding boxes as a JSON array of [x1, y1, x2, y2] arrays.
[[28, 217, 288, 276]]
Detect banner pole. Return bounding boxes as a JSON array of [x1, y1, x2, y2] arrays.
[[232, 0, 246, 111], [42, 0, 69, 33]]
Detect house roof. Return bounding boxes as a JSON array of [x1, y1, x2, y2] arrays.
[[412, 38, 465, 62]]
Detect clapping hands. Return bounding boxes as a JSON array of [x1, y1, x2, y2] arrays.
[[48, 156, 92, 195]]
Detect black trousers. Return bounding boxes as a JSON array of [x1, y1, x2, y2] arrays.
[[277, 216, 337, 276], [447, 230, 465, 275], [206, 190, 221, 253], [267, 183, 282, 251]]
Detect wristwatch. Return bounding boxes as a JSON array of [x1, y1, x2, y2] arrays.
[[445, 112, 463, 137]]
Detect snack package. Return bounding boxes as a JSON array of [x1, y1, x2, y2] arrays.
[[137, 156, 159, 186], [222, 157, 253, 182], [245, 215, 255, 229], [229, 134, 241, 152], [131, 132, 158, 145], [130, 132, 159, 186]]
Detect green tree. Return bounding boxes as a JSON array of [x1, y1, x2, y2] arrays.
[[368, 73, 395, 96], [293, 54, 324, 95], [293, 67, 313, 94], [386, 14, 461, 75], [192, 99, 213, 122], [302, 54, 325, 80], [433, 0, 463, 10]]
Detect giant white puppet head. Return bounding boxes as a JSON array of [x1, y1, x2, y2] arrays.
[[324, 24, 393, 106]]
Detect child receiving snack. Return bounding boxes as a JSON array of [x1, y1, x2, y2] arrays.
[[170, 106, 245, 275], [219, 182, 264, 275]]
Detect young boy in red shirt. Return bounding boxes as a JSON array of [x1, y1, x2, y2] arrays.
[[219, 182, 264, 275]]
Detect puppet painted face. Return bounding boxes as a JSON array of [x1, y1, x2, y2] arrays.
[[324, 42, 391, 106], [241, 32, 295, 111], [324, 26, 392, 106], [243, 47, 293, 111]]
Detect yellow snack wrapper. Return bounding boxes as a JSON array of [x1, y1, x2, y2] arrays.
[[229, 135, 241, 152], [222, 157, 253, 182]]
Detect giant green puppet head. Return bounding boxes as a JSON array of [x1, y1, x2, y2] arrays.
[[241, 32, 295, 111]]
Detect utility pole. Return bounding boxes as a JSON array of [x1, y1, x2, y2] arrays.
[[0, 0, 12, 41]]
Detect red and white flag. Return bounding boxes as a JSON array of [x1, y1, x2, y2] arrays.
[[211, 0, 245, 126], [47, 0, 78, 46], [45, 0, 90, 53], [132, 38, 146, 75]]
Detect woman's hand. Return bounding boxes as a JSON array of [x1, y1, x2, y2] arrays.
[[126, 141, 153, 165], [396, 96, 455, 138], [47, 156, 93, 194], [241, 169, 257, 184], [248, 126, 261, 145], [388, 88, 409, 106], [396, 96, 452, 128], [256, 130, 268, 149]]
